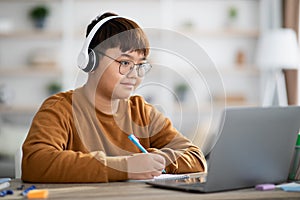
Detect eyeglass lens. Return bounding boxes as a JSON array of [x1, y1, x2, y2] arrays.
[[119, 61, 151, 77]]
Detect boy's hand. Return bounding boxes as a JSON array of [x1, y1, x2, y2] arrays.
[[127, 153, 166, 180]]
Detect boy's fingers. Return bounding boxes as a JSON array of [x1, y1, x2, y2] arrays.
[[150, 154, 166, 165]]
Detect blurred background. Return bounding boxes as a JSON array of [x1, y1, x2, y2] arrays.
[[0, 0, 299, 178]]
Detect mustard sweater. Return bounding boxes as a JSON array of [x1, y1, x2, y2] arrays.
[[22, 87, 207, 183]]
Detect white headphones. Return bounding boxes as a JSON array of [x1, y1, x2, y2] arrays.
[[77, 15, 126, 72]]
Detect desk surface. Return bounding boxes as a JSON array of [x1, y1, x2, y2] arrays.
[[2, 179, 300, 200]]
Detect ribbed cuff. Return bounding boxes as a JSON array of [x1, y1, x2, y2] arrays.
[[106, 156, 128, 181]]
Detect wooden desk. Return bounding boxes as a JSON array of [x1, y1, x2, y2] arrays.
[[2, 179, 299, 200]]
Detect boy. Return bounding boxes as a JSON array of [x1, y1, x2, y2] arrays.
[[22, 12, 207, 183]]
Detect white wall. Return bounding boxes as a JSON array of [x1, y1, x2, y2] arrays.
[[0, 0, 266, 159]]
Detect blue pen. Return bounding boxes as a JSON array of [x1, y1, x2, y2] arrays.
[[21, 185, 36, 196], [128, 134, 148, 153], [128, 134, 166, 173]]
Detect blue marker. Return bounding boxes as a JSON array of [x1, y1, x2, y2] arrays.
[[0, 190, 13, 197], [128, 134, 148, 153], [128, 134, 166, 173], [21, 185, 36, 196]]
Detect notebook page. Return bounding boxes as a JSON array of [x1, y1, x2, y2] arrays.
[[127, 172, 206, 182]]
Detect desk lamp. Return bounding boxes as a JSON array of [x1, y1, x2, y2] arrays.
[[255, 28, 300, 106]]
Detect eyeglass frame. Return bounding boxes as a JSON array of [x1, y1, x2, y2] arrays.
[[95, 50, 152, 77]]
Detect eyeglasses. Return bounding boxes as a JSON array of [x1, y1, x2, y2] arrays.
[[96, 51, 152, 77]]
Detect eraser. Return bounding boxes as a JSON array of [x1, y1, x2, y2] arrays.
[[27, 189, 49, 199], [255, 184, 275, 191]]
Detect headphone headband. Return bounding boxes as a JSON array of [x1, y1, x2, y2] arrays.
[[77, 15, 128, 72]]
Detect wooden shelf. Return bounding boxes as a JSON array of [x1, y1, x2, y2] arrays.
[[173, 101, 259, 114], [0, 67, 62, 76], [0, 30, 63, 39], [0, 0, 61, 2], [177, 28, 260, 38], [0, 105, 39, 114], [169, 65, 260, 76], [214, 66, 260, 75]]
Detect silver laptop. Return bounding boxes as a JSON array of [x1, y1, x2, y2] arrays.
[[147, 106, 300, 193]]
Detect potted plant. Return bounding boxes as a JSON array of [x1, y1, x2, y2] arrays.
[[47, 82, 62, 95], [227, 6, 238, 28], [175, 83, 188, 102], [29, 5, 50, 29]]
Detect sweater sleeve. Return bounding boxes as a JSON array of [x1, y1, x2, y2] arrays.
[[145, 104, 207, 174], [21, 96, 128, 183]]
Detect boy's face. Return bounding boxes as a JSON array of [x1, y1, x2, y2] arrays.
[[95, 48, 145, 100]]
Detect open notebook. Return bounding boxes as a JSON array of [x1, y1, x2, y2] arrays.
[[128, 172, 206, 182]]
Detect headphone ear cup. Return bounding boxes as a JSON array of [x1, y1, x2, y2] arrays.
[[85, 49, 99, 72]]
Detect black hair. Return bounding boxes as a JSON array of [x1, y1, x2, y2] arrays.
[[86, 12, 149, 56]]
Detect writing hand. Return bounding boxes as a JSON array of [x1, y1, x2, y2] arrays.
[[127, 153, 166, 180]]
